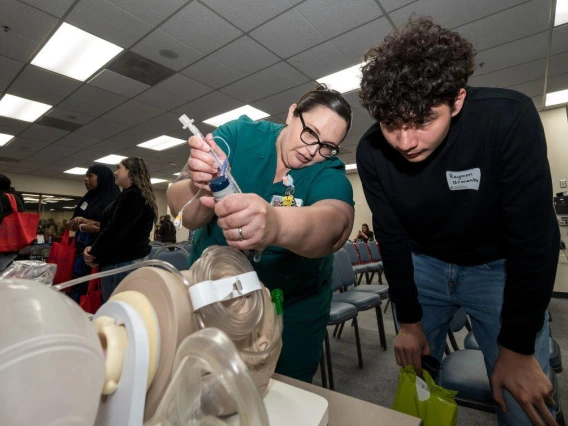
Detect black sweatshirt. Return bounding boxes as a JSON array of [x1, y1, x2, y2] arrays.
[[90, 185, 155, 267], [356, 87, 560, 355]]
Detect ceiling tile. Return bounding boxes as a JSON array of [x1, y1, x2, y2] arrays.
[[378, 0, 418, 13], [161, 2, 242, 54], [56, 133, 101, 149], [65, 149, 110, 162], [64, 85, 128, 112], [469, 59, 546, 88], [137, 112, 184, 134], [350, 109, 376, 135], [37, 144, 82, 157], [131, 29, 204, 71], [251, 81, 315, 115], [19, 124, 69, 143], [88, 138, 132, 154], [0, 55, 24, 92], [88, 69, 150, 97], [108, 127, 160, 146], [250, 61, 310, 92], [389, 0, 527, 29], [551, 25, 568, 55], [8, 80, 67, 106], [106, 0, 188, 25], [201, 0, 296, 32], [18, 0, 73, 18], [549, 52, 568, 77], [17, 66, 82, 95], [547, 72, 568, 93], [7, 136, 51, 150], [67, 0, 154, 48], [208, 36, 280, 75], [46, 108, 96, 125], [16, 159, 53, 170], [250, 8, 327, 58], [102, 99, 165, 126], [134, 87, 187, 110], [0, 116, 29, 135], [343, 91, 363, 110], [331, 17, 392, 63], [155, 73, 213, 101], [0, 31, 40, 63], [456, 1, 550, 52], [220, 78, 280, 103], [287, 40, 352, 79], [76, 118, 129, 139], [474, 32, 548, 76], [507, 79, 544, 98], [296, 0, 382, 39], [181, 56, 244, 88], [0, 144, 36, 160], [531, 95, 543, 110], [1, 0, 59, 43], [172, 91, 244, 122], [58, 98, 110, 116], [25, 151, 56, 165], [116, 146, 153, 158]]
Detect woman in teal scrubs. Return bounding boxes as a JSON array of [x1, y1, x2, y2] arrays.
[[168, 85, 354, 382]]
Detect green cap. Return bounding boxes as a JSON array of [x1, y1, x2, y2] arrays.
[[271, 288, 284, 315]]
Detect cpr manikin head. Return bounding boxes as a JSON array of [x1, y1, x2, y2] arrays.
[[0, 279, 105, 426]]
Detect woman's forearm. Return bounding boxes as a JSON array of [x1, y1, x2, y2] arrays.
[[167, 179, 214, 229]]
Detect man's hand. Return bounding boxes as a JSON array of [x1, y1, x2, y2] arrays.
[[81, 222, 100, 233], [394, 321, 431, 376], [491, 346, 556, 426]]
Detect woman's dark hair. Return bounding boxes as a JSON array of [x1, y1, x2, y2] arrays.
[[120, 157, 158, 223], [360, 16, 475, 124], [294, 83, 353, 141], [362, 223, 369, 231]]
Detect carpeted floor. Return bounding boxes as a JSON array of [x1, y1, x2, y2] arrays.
[[313, 281, 567, 426]]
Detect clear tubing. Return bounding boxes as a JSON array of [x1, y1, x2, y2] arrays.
[[186, 246, 282, 355], [52, 260, 191, 292]]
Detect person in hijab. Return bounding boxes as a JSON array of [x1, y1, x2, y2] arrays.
[[66, 165, 120, 301], [0, 174, 25, 272]]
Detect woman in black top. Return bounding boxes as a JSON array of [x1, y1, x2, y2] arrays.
[[355, 223, 374, 242], [84, 158, 157, 301]]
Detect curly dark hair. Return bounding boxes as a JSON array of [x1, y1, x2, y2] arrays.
[[360, 16, 475, 124], [121, 157, 158, 223]]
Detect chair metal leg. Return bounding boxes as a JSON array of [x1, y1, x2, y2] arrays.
[[375, 306, 387, 350], [357, 273, 364, 285], [353, 316, 364, 368], [337, 321, 346, 339], [332, 323, 340, 338], [367, 271, 375, 283], [378, 271, 383, 284], [319, 351, 328, 389], [448, 330, 460, 351], [383, 298, 390, 313], [445, 342, 451, 355], [392, 303, 399, 335], [465, 316, 472, 332], [324, 330, 334, 391]]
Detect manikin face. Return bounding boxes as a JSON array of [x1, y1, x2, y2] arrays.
[[279, 105, 347, 170], [380, 89, 466, 163]]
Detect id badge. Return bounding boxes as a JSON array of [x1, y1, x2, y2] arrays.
[[270, 195, 303, 207]]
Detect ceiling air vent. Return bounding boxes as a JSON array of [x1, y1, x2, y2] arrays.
[[107, 51, 176, 86], [36, 116, 82, 132]]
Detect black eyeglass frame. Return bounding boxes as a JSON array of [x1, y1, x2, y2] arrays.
[[298, 112, 340, 158]]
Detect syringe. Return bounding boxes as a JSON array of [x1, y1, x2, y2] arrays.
[[179, 114, 242, 194], [178, 114, 262, 262]]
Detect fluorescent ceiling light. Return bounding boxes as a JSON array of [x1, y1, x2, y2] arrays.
[[64, 167, 88, 175], [31, 23, 123, 82], [0, 94, 52, 122], [203, 105, 270, 127], [150, 178, 168, 184], [556, 0, 568, 26], [23, 197, 39, 202], [173, 172, 180, 176], [24, 200, 38, 204], [63, 206, 76, 209], [317, 63, 365, 94], [0, 133, 15, 146], [138, 135, 186, 151], [545, 88, 568, 107], [345, 164, 357, 171], [95, 154, 127, 164]]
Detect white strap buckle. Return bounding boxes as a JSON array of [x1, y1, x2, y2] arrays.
[[188, 271, 262, 311]]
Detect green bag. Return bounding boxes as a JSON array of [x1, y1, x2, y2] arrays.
[[393, 366, 458, 426]]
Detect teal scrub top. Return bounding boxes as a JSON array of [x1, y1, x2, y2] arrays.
[[189, 115, 354, 305]]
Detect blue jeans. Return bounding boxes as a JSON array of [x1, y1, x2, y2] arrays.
[[412, 253, 553, 426], [101, 260, 139, 302]]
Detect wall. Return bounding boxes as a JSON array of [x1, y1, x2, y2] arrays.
[[347, 172, 372, 240], [540, 107, 568, 196]]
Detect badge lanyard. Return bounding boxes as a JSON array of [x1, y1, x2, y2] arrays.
[[281, 175, 295, 207]]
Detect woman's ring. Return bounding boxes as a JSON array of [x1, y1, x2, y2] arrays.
[[237, 227, 243, 241]]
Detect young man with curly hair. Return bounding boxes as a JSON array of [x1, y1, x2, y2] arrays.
[[357, 17, 559, 426]]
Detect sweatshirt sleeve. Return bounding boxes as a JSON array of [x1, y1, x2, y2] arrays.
[[356, 138, 423, 324], [90, 189, 147, 259], [497, 100, 560, 354]]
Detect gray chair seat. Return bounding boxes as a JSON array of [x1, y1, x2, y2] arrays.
[[464, 331, 480, 350], [352, 264, 368, 274], [438, 349, 493, 404], [333, 291, 381, 309], [329, 301, 357, 323], [550, 337, 562, 372], [363, 261, 383, 272], [351, 284, 389, 298], [438, 349, 561, 413]]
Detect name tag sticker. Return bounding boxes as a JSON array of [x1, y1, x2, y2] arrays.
[[80, 202, 88, 210], [446, 168, 481, 191]]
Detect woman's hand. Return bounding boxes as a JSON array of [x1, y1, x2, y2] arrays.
[[80, 222, 100, 233], [83, 246, 98, 268], [203, 193, 281, 250], [186, 133, 227, 191]]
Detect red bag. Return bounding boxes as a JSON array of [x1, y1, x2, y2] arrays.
[[47, 229, 76, 284], [80, 268, 102, 314], [0, 193, 39, 253]]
